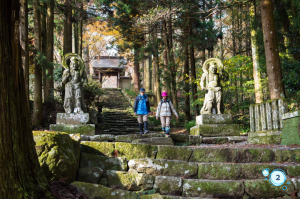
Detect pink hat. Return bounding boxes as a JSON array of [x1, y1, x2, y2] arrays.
[[161, 92, 168, 97]]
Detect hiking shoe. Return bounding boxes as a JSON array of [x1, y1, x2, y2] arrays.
[[144, 130, 149, 134]]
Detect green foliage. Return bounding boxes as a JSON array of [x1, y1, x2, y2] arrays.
[[125, 89, 138, 98], [184, 120, 196, 132], [83, 81, 104, 109]]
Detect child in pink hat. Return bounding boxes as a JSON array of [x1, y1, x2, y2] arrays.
[[156, 92, 179, 136]]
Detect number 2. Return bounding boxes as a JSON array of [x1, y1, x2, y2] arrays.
[[276, 175, 280, 180]]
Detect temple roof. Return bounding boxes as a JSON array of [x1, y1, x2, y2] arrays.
[[92, 56, 126, 69]]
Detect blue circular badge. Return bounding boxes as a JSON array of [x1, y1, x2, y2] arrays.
[[262, 168, 270, 176], [269, 169, 286, 186]]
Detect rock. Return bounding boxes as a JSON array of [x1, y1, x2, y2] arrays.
[[115, 142, 158, 160], [170, 134, 189, 142], [244, 179, 294, 198], [281, 116, 300, 145], [196, 114, 232, 125], [190, 148, 236, 163], [154, 176, 182, 195], [281, 149, 300, 162], [128, 158, 197, 178], [78, 167, 103, 183], [140, 194, 163, 199], [287, 165, 300, 176], [188, 135, 202, 145], [89, 134, 115, 142], [241, 164, 286, 179], [56, 113, 89, 124], [132, 137, 174, 145], [235, 148, 277, 163], [248, 130, 281, 144], [202, 137, 228, 144], [99, 178, 108, 186], [115, 133, 164, 142], [190, 124, 240, 137], [69, 134, 81, 173], [81, 135, 90, 141], [161, 196, 209, 199], [72, 181, 139, 199], [33, 131, 77, 183], [106, 170, 154, 191], [156, 146, 193, 161], [50, 124, 95, 135], [198, 163, 242, 180], [81, 141, 115, 156], [182, 179, 244, 198], [80, 153, 127, 171]]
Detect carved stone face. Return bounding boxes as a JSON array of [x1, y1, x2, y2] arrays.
[[70, 58, 79, 71], [209, 63, 217, 74]]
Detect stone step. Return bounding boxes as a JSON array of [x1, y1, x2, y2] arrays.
[[132, 137, 174, 145], [202, 136, 248, 144], [115, 133, 165, 142], [101, 131, 162, 135]]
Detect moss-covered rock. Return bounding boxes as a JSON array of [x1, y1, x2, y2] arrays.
[[72, 181, 139, 199], [198, 163, 242, 180], [190, 148, 236, 162], [128, 158, 197, 178], [236, 148, 276, 163], [49, 124, 95, 135], [287, 165, 300, 176], [115, 142, 158, 160], [78, 167, 103, 183], [241, 163, 287, 179], [89, 134, 115, 142], [247, 135, 281, 144], [202, 137, 228, 144], [170, 134, 189, 142], [115, 133, 164, 143], [182, 179, 244, 198], [81, 141, 115, 156], [154, 176, 182, 195], [132, 137, 174, 145], [106, 170, 154, 191], [156, 146, 193, 161], [190, 124, 240, 137], [196, 114, 232, 125], [33, 131, 77, 183], [141, 194, 163, 199], [281, 116, 300, 145], [69, 134, 81, 173], [188, 135, 202, 145], [244, 179, 295, 198], [80, 153, 127, 171], [281, 149, 300, 163], [99, 178, 108, 186]]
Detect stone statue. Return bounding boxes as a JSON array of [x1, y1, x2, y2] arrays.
[[200, 58, 229, 114], [62, 53, 88, 113]]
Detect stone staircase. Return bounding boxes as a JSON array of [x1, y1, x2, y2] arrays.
[[73, 139, 300, 198], [99, 88, 161, 135]]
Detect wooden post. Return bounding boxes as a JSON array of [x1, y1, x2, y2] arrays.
[[117, 72, 120, 88]]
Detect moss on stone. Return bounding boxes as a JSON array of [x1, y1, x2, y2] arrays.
[[287, 165, 300, 176], [241, 164, 286, 179], [198, 163, 242, 180], [80, 153, 128, 171], [33, 131, 77, 183], [141, 193, 163, 199], [197, 124, 240, 137], [72, 181, 139, 199], [81, 141, 115, 156], [115, 142, 158, 160], [170, 134, 189, 142], [49, 124, 95, 135], [190, 148, 236, 162], [281, 117, 300, 145], [156, 146, 193, 161], [247, 135, 281, 144], [182, 179, 244, 198], [115, 133, 164, 142], [236, 148, 276, 163], [154, 176, 182, 195], [281, 149, 300, 163], [244, 179, 294, 198], [78, 167, 103, 184]]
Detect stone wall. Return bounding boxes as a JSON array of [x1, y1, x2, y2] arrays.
[[281, 110, 300, 145]]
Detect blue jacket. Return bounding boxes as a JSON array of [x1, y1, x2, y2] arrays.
[[134, 94, 150, 115]]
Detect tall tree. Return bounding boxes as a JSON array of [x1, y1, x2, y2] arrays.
[[0, 0, 52, 197], [45, 0, 55, 102], [151, 25, 161, 103], [183, 19, 191, 121], [32, 0, 43, 126], [260, 0, 286, 99], [41, 3, 47, 101], [250, 0, 263, 103], [133, 46, 141, 91], [20, 0, 29, 105], [63, 0, 72, 54]]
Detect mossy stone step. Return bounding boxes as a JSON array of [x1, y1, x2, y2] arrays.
[[115, 133, 165, 142], [133, 137, 174, 145], [202, 136, 247, 144], [190, 124, 240, 137]]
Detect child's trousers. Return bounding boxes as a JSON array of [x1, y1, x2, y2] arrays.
[[160, 116, 171, 133]]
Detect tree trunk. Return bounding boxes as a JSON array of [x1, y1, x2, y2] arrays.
[[250, 0, 263, 103], [63, 0, 72, 55], [133, 46, 140, 92], [78, 4, 83, 57], [183, 25, 191, 121], [74, 22, 79, 54], [20, 0, 29, 106], [0, 1, 52, 197], [41, 5, 47, 101], [45, 0, 54, 102], [33, 0, 43, 127], [144, 54, 151, 91], [152, 25, 161, 103], [260, 0, 286, 99]]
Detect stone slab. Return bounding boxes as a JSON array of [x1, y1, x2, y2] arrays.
[[283, 110, 300, 120], [190, 124, 240, 137], [196, 114, 232, 125], [115, 142, 158, 160], [170, 134, 189, 142], [188, 135, 202, 144], [50, 124, 95, 135], [132, 137, 174, 145], [156, 145, 193, 161], [115, 133, 164, 142], [128, 158, 197, 178], [78, 167, 103, 184], [154, 176, 182, 195], [266, 102, 273, 130], [281, 117, 300, 145], [56, 113, 89, 125], [250, 104, 255, 132], [80, 141, 115, 156], [182, 179, 244, 198], [72, 181, 139, 199]]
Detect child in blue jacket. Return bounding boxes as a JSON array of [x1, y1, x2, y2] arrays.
[[134, 88, 151, 134]]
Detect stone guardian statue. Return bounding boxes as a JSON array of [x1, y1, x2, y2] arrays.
[[62, 53, 88, 113], [200, 58, 229, 114]]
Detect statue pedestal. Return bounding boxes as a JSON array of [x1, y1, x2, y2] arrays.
[[50, 113, 95, 135], [190, 114, 240, 137]]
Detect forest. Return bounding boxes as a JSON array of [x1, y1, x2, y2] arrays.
[[1, 0, 300, 198]]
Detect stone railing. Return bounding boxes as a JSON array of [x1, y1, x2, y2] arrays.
[[249, 99, 288, 132]]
